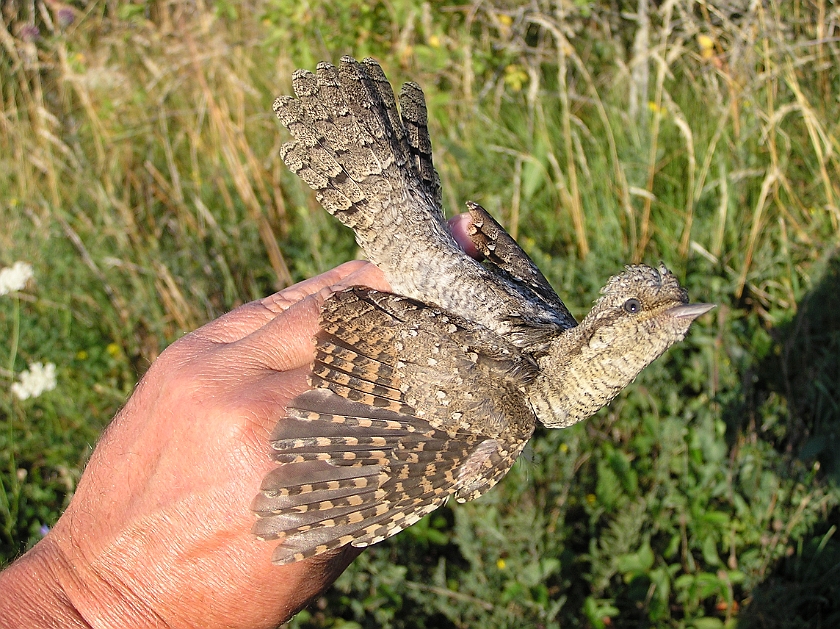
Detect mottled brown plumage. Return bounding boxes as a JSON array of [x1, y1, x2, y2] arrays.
[[253, 57, 713, 565]]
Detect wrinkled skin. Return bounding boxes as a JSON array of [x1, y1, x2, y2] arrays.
[[0, 261, 387, 628], [0, 216, 477, 629]]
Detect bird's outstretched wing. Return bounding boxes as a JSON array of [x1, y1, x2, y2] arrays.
[[252, 288, 537, 565]]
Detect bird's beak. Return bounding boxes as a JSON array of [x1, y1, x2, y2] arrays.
[[667, 303, 716, 320]]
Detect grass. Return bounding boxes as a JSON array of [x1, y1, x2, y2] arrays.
[[2, 0, 840, 627]]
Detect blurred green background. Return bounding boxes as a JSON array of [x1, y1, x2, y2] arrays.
[[2, 1, 840, 627]]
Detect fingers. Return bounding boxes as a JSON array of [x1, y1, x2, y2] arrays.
[[176, 212, 475, 368], [180, 211, 475, 349], [229, 260, 394, 373], [193, 261, 390, 345], [259, 260, 389, 315], [218, 293, 323, 376]]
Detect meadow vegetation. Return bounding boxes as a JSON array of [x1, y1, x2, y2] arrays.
[[2, 0, 840, 627]]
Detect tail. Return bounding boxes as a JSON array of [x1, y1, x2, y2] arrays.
[[275, 57, 573, 347], [275, 56, 445, 259]]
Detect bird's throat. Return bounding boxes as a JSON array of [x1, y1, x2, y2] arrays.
[[527, 323, 645, 428]]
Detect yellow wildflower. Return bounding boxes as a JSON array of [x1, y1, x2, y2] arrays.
[[697, 34, 715, 60]]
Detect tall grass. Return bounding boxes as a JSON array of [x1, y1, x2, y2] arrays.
[[2, 1, 840, 627]]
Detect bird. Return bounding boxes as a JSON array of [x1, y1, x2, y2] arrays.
[[252, 56, 714, 565]]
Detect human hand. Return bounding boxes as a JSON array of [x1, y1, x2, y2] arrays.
[[0, 214, 480, 629], [1, 260, 390, 629]]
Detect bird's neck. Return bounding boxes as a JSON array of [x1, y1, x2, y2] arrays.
[[526, 312, 643, 428]]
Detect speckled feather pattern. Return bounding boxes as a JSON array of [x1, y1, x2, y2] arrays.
[[253, 289, 535, 564], [254, 57, 710, 564], [273, 56, 575, 348]]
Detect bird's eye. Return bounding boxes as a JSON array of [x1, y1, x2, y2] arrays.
[[623, 298, 642, 313]]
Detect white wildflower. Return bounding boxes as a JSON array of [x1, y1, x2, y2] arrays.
[[11, 362, 57, 400], [0, 261, 34, 296]]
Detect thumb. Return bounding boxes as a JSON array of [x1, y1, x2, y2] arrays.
[[228, 260, 392, 373], [196, 261, 389, 345]]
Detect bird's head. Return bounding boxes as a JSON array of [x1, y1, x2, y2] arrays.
[[581, 263, 713, 346], [531, 264, 713, 428]]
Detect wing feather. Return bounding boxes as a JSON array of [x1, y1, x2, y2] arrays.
[[253, 290, 537, 564]]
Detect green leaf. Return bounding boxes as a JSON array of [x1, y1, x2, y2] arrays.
[[596, 457, 622, 510], [582, 596, 619, 629], [116, 4, 146, 20], [702, 535, 722, 566], [521, 158, 546, 201], [617, 540, 655, 578]]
